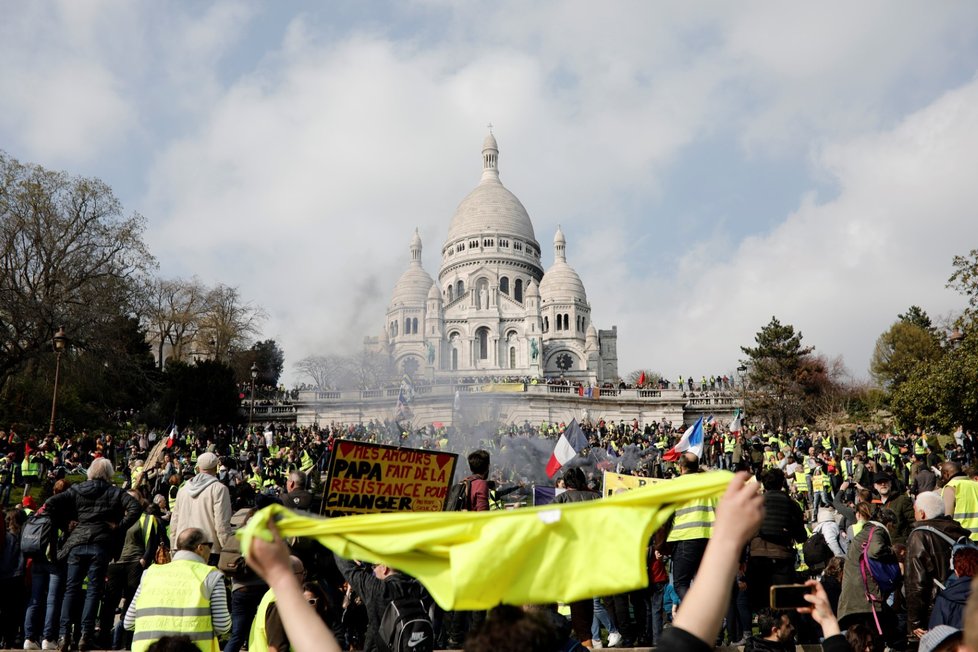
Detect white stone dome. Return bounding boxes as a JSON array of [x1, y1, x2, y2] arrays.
[[539, 261, 587, 303], [391, 266, 433, 307], [539, 227, 587, 303], [390, 230, 434, 307], [445, 134, 538, 245]]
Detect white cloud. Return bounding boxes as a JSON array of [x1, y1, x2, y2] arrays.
[[4, 2, 978, 385], [595, 77, 978, 379]]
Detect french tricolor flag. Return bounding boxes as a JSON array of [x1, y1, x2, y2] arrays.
[[662, 417, 704, 462], [546, 419, 588, 478]]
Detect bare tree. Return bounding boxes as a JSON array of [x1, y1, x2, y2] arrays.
[[199, 284, 267, 360], [294, 354, 348, 389], [0, 151, 154, 384]]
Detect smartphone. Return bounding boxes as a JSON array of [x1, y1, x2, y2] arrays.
[[769, 584, 812, 610]]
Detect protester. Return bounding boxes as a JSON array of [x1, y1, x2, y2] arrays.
[[929, 546, 978, 630], [44, 458, 140, 651], [941, 462, 978, 540], [554, 467, 602, 649], [124, 527, 231, 652], [332, 552, 431, 652], [169, 452, 233, 564], [248, 555, 306, 652], [665, 453, 716, 600], [905, 491, 971, 636], [657, 471, 763, 651]]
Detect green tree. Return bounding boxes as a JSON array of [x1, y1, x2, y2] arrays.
[[231, 339, 285, 387], [157, 360, 239, 426], [890, 327, 978, 432], [870, 320, 941, 390], [898, 305, 936, 334], [740, 316, 814, 432]]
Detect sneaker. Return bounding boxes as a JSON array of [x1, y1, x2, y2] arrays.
[[56, 637, 70, 652], [591, 640, 604, 649], [24, 641, 40, 650], [76, 636, 93, 652], [607, 631, 623, 648], [41, 642, 57, 651]]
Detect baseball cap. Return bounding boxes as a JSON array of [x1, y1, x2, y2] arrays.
[[196, 452, 219, 471]]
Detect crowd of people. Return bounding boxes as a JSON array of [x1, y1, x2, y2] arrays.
[[0, 416, 974, 651]]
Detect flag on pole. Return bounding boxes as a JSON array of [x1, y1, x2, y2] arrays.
[[166, 424, 178, 448], [396, 374, 415, 420], [546, 419, 588, 478], [729, 409, 742, 436], [662, 417, 704, 462], [638, 371, 646, 386]]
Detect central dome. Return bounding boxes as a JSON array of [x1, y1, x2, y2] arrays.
[[444, 134, 538, 245]]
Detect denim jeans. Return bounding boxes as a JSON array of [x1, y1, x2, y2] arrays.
[[671, 538, 709, 600], [60, 544, 110, 639], [24, 560, 65, 642], [225, 586, 267, 652], [591, 597, 616, 641], [647, 581, 666, 644]]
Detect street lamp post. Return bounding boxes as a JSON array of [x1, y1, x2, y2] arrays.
[[48, 327, 68, 436], [736, 364, 747, 417], [248, 362, 259, 433]]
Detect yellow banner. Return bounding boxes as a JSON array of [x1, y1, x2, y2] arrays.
[[322, 440, 458, 516], [479, 382, 526, 393], [603, 471, 662, 497]]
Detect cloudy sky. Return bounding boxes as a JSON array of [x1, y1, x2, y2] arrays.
[[3, 1, 978, 384]]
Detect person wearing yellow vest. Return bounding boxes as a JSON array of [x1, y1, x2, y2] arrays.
[[940, 461, 978, 541], [124, 527, 230, 652], [248, 556, 305, 652], [666, 453, 717, 600]]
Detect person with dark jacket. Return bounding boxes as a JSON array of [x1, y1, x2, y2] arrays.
[[905, 491, 971, 637], [929, 546, 978, 630], [747, 468, 807, 611], [553, 467, 601, 647], [333, 553, 430, 652], [873, 471, 915, 544], [44, 458, 140, 651]]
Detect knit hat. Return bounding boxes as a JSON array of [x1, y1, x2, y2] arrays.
[[196, 452, 219, 471], [919, 626, 961, 652]]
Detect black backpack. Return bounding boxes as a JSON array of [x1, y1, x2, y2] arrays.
[[444, 478, 471, 511], [378, 590, 433, 652], [802, 527, 832, 569], [21, 508, 56, 562]]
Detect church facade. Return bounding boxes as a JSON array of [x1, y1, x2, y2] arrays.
[[369, 132, 619, 383]]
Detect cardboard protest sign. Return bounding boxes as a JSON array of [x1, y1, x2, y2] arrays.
[[322, 440, 458, 517], [602, 471, 662, 497]]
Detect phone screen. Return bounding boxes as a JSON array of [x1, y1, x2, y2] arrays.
[[769, 584, 812, 610]]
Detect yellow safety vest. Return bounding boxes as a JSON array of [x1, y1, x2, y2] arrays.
[[667, 496, 718, 542], [248, 589, 293, 652], [131, 559, 220, 652], [795, 471, 809, 493], [21, 458, 40, 478], [945, 476, 978, 541]]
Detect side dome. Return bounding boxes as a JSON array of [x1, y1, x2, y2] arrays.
[[539, 262, 587, 304], [390, 229, 434, 307], [445, 133, 538, 244], [539, 226, 587, 303]]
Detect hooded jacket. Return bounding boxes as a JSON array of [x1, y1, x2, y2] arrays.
[[169, 472, 233, 553], [905, 516, 971, 632], [46, 478, 141, 560], [929, 574, 972, 630]]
